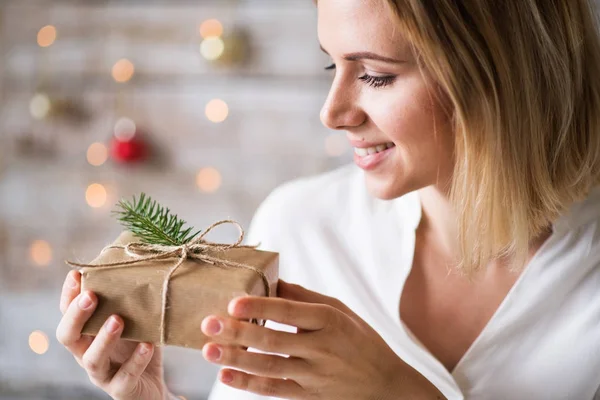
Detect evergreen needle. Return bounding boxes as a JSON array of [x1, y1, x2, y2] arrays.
[[111, 192, 201, 246]]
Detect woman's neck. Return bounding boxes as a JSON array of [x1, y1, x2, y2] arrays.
[[416, 184, 554, 269], [417, 184, 459, 260]]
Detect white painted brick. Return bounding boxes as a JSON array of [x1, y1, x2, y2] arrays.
[[0, 0, 347, 396]]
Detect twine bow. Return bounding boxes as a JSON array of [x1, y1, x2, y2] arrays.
[[66, 220, 270, 346]]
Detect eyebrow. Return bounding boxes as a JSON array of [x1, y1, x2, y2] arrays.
[[319, 44, 403, 64]]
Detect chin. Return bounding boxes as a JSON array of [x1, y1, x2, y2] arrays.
[[364, 173, 411, 201]]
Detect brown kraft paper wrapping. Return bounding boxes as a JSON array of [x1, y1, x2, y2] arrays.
[[76, 230, 279, 350]]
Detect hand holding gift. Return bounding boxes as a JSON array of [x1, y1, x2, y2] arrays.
[[56, 193, 278, 399], [201, 281, 447, 400], [56, 269, 167, 400]]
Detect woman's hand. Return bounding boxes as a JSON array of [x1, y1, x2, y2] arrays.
[[56, 270, 169, 400], [201, 280, 445, 400]]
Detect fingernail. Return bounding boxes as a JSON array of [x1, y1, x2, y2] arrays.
[[203, 317, 223, 335], [67, 274, 78, 289], [138, 343, 149, 355], [78, 293, 93, 310], [206, 344, 222, 361], [106, 316, 121, 333], [221, 370, 233, 383]]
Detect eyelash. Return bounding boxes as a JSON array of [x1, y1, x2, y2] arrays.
[[324, 63, 395, 89]]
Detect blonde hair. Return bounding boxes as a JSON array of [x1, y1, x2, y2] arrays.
[[380, 0, 600, 275]]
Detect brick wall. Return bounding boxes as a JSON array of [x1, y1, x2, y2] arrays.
[[0, 1, 346, 398]]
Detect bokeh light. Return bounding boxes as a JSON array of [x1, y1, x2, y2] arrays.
[[87, 142, 108, 166], [113, 117, 137, 141], [324, 133, 349, 157], [205, 99, 229, 123], [200, 19, 223, 38], [29, 331, 49, 355], [196, 167, 222, 193], [29, 240, 52, 267], [37, 25, 57, 47], [200, 37, 225, 61], [30, 93, 51, 120], [86, 183, 107, 208], [112, 59, 135, 83]]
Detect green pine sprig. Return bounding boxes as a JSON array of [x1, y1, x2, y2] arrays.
[[112, 192, 201, 246]]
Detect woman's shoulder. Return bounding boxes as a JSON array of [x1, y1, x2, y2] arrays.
[[252, 164, 361, 220], [264, 163, 364, 209], [245, 163, 382, 248], [554, 185, 600, 234], [551, 186, 600, 266], [537, 186, 600, 295], [245, 163, 420, 252]]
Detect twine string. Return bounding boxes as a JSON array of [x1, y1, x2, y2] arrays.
[[66, 220, 270, 345]]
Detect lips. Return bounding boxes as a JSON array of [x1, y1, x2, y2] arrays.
[[352, 142, 395, 171]]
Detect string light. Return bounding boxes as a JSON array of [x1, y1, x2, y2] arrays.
[[37, 25, 57, 47], [113, 117, 137, 141], [200, 37, 225, 61], [87, 142, 108, 166], [324, 133, 349, 157], [205, 99, 229, 123], [200, 19, 223, 38], [29, 240, 52, 267], [112, 59, 135, 83], [86, 183, 107, 208], [30, 93, 51, 120], [29, 331, 49, 355], [196, 167, 222, 193]]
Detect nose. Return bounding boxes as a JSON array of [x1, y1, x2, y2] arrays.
[[320, 80, 366, 131]]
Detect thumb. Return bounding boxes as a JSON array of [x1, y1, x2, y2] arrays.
[[277, 279, 356, 317]]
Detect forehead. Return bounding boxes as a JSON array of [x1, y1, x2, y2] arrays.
[[317, 0, 409, 54]]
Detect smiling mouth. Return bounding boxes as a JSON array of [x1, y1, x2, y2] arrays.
[[353, 142, 395, 156]]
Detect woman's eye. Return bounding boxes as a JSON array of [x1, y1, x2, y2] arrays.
[[358, 74, 395, 89], [323, 64, 395, 89]]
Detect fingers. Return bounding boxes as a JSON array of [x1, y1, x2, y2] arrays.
[[60, 270, 82, 315], [217, 368, 304, 399], [201, 316, 313, 357], [108, 342, 154, 397], [202, 342, 308, 379], [277, 280, 355, 317], [81, 315, 124, 385], [56, 290, 98, 359], [228, 295, 337, 331]]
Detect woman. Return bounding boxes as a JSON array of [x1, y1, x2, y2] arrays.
[[56, 0, 600, 399]]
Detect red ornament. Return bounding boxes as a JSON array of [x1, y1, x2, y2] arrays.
[[109, 134, 147, 164]]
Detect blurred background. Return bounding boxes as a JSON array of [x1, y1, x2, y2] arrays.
[[0, 0, 350, 398]]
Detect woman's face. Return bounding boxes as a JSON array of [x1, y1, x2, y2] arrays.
[[318, 0, 455, 200]]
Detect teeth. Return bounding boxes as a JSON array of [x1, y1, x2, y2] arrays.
[[355, 148, 369, 156], [354, 142, 395, 157]]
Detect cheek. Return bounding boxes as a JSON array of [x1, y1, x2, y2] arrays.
[[372, 84, 442, 155], [363, 79, 455, 197]]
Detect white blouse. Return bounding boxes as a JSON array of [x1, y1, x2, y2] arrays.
[[208, 164, 600, 400]]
